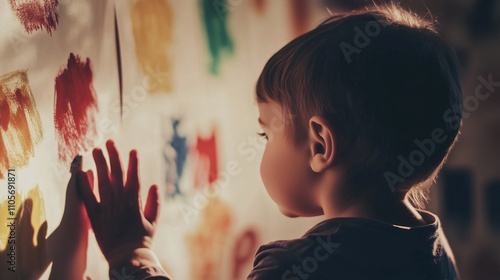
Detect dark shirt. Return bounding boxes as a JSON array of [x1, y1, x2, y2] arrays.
[[246, 209, 459, 280]]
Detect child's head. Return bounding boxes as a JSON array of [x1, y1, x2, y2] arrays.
[[255, 4, 462, 215]]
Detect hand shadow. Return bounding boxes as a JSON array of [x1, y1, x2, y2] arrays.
[[0, 198, 49, 280], [0, 157, 92, 280]]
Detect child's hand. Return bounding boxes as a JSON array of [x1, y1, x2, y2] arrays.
[[76, 140, 160, 263], [48, 155, 90, 279]]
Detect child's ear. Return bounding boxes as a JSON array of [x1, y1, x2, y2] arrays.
[[308, 116, 335, 173]]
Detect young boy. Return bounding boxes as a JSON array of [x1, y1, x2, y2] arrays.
[[75, 3, 462, 280]]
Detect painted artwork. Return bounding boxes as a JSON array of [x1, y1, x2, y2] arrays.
[[0, 0, 119, 279], [131, 0, 174, 93], [0, 1, 340, 279], [162, 117, 189, 197], [8, 0, 59, 35], [187, 197, 232, 280], [201, 0, 234, 75], [3, 1, 498, 280], [193, 128, 219, 189], [0, 70, 43, 179], [54, 53, 98, 165]]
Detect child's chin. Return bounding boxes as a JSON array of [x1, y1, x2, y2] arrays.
[[279, 206, 324, 218], [278, 207, 300, 218]]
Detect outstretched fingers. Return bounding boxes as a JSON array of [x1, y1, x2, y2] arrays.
[[93, 148, 113, 205], [106, 140, 124, 195], [125, 150, 141, 209]]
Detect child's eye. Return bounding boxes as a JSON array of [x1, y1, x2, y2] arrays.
[[256, 131, 268, 140]]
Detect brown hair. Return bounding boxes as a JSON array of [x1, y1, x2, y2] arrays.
[[255, 4, 462, 208]]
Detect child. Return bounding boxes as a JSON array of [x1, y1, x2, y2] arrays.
[[76, 3, 462, 280]]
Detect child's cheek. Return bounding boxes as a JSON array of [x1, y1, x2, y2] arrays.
[[260, 143, 288, 204]]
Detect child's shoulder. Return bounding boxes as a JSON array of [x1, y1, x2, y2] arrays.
[[247, 210, 458, 280]]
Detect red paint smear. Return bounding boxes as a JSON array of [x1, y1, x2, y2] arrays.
[[54, 53, 98, 164], [0, 99, 10, 131], [0, 137, 7, 179], [193, 129, 219, 189], [232, 228, 258, 279], [290, 0, 310, 38], [9, 0, 59, 35], [0, 99, 7, 177], [0, 100, 9, 174], [13, 88, 35, 154]]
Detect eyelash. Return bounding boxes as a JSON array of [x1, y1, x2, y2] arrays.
[[256, 131, 268, 140]]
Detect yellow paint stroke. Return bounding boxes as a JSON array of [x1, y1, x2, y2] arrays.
[[0, 70, 43, 179], [186, 197, 232, 280], [131, 0, 174, 94], [0, 185, 46, 249]]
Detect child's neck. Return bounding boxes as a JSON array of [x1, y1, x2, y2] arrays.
[[320, 186, 427, 227]]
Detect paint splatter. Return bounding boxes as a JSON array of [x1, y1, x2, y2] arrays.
[[186, 197, 232, 280], [9, 0, 59, 35], [193, 128, 219, 189], [232, 228, 259, 279], [54, 53, 98, 165], [290, 0, 311, 37], [131, 0, 174, 93], [0, 70, 43, 179], [0, 186, 48, 279], [163, 118, 188, 197], [201, 0, 234, 75]]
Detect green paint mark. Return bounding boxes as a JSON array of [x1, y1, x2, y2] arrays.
[[201, 0, 234, 75]]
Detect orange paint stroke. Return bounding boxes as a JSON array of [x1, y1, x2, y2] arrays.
[[0, 70, 43, 179], [131, 0, 174, 93], [186, 197, 232, 280]]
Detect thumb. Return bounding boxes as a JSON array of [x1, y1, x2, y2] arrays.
[[144, 185, 160, 225]]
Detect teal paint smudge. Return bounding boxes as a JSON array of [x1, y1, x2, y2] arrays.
[[201, 0, 234, 75]]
